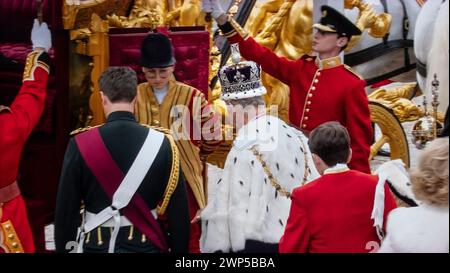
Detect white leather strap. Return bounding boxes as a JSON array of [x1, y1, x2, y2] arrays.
[[77, 129, 165, 253], [84, 210, 157, 228]]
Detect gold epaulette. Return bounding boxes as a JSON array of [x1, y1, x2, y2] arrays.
[[70, 124, 103, 136], [140, 124, 180, 215], [344, 65, 364, 80], [0, 105, 11, 113]]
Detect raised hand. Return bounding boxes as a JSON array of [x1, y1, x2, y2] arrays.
[[31, 19, 52, 52]]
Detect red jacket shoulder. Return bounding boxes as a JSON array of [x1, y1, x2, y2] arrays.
[[291, 177, 323, 205]]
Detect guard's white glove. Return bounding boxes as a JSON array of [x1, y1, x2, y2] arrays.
[[209, 0, 226, 20], [31, 19, 52, 52]]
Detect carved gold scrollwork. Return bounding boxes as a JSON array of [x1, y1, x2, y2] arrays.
[[107, 0, 165, 28], [63, 0, 108, 30], [344, 0, 392, 51], [369, 100, 410, 168]]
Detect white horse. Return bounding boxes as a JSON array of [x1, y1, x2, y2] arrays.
[[414, 0, 448, 113], [344, 0, 422, 85]]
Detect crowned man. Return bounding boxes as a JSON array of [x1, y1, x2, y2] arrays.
[[206, 3, 373, 174], [134, 33, 222, 252], [200, 45, 319, 253]]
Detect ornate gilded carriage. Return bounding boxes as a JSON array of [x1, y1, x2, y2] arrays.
[[0, 0, 212, 252], [0, 0, 442, 252]]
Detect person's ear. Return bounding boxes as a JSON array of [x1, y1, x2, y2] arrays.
[[312, 153, 321, 165], [100, 91, 110, 106], [100, 91, 106, 105], [347, 148, 353, 164], [337, 36, 348, 48]]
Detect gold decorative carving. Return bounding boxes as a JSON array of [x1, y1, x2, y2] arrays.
[[70, 13, 109, 126], [63, 0, 133, 30], [167, 0, 207, 26], [369, 100, 410, 168], [368, 82, 446, 124], [108, 0, 165, 28], [344, 0, 392, 51], [368, 83, 425, 122]]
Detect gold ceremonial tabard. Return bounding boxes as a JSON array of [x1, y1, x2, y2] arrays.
[[135, 80, 220, 209]]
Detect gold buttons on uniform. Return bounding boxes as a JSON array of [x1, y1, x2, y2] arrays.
[[306, 109, 310, 112], [8, 234, 15, 240], [4, 224, 11, 231], [12, 242, 18, 249], [153, 120, 160, 126], [303, 124, 307, 128], [307, 101, 312, 105], [304, 117, 309, 121], [317, 72, 321, 76], [311, 86, 316, 91], [314, 79, 319, 83], [308, 93, 313, 98]]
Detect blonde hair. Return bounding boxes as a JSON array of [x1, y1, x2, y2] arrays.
[[411, 138, 449, 207]]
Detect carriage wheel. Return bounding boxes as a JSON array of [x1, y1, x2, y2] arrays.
[[369, 100, 410, 168]]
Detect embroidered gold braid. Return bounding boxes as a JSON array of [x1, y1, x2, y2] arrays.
[[141, 125, 180, 215], [156, 132, 180, 216], [23, 50, 50, 82], [0, 221, 24, 253], [70, 124, 104, 136]]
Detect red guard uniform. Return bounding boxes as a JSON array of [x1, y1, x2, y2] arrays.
[[220, 22, 373, 174], [279, 170, 397, 253], [0, 50, 50, 253]]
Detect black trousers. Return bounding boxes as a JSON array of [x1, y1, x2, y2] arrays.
[[238, 240, 279, 253]]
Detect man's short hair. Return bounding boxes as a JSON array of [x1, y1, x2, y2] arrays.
[[98, 66, 137, 103], [308, 121, 351, 166]]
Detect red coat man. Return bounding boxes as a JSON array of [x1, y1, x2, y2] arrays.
[[214, 5, 373, 173], [279, 122, 397, 253], [0, 20, 51, 253]]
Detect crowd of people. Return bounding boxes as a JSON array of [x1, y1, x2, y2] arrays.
[[0, 4, 448, 254]]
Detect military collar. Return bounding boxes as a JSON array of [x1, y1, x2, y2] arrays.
[[323, 163, 350, 175], [315, 56, 342, 70], [106, 111, 136, 123]]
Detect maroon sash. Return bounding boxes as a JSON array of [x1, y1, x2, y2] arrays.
[[75, 128, 168, 252]]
